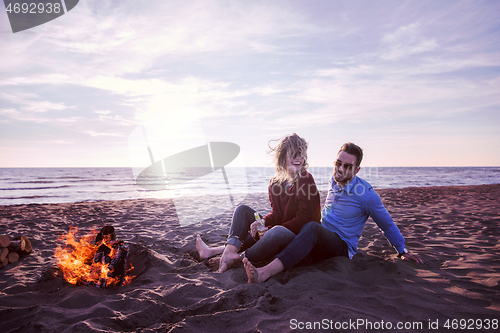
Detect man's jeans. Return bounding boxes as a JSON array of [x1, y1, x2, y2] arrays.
[[226, 205, 295, 263], [277, 221, 348, 271]]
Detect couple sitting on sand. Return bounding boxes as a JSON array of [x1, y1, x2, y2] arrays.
[[197, 134, 423, 284]]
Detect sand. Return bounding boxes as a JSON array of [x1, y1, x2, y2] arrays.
[[0, 184, 499, 332]]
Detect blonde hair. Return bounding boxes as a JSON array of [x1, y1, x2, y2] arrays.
[[268, 133, 308, 184]]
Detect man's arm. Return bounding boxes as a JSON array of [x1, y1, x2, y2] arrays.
[[365, 189, 424, 264]]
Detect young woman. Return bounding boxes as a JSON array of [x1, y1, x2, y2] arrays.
[[196, 133, 321, 272]]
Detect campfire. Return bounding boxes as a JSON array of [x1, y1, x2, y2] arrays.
[[55, 226, 135, 288]]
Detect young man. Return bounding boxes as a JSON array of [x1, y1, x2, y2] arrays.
[[244, 142, 424, 283]]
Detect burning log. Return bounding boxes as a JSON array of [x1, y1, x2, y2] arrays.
[[107, 242, 129, 287], [94, 240, 130, 288], [95, 225, 116, 244], [93, 247, 111, 265]]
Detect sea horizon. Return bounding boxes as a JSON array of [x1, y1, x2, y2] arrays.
[[1, 166, 499, 206]]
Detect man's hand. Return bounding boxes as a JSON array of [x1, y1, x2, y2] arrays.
[[400, 252, 424, 264]]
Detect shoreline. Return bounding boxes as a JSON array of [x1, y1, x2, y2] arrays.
[[1, 184, 499, 332]]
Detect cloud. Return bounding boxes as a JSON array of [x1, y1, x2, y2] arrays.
[[93, 110, 112, 115], [38, 139, 74, 145], [0, 108, 17, 115], [1, 0, 499, 167], [376, 22, 438, 60], [381, 39, 438, 60], [15, 1, 312, 78], [382, 23, 421, 44], [84, 130, 123, 137], [0, 92, 74, 113], [0, 74, 72, 87], [0, 108, 18, 123]]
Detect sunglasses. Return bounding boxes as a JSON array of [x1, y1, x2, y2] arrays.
[[334, 160, 355, 170]]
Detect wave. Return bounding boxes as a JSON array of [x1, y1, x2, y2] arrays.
[[1, 167, 499, 206], [0, 185, 71, 191], [0, 195, 60, 200]]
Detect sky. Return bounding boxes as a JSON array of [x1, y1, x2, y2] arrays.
[[0, 0, 499, 168]]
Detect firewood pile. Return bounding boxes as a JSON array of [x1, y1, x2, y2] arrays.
[[0, 234, 32, 269]]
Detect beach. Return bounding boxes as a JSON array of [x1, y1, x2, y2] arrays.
[[0, 184, 499, 332]]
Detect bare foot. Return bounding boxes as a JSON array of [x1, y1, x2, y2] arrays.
[[196, 235, 223, 260], [243, 257, 284, 283], [218, 244, 242, 273], [243, 258, 261, 284], [207, 256, 220, 268]]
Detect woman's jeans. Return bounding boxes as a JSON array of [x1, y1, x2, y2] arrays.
[[226, 205, 295, 263], [276, 221, 348, 271]]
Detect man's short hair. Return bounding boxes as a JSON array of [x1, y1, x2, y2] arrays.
[[339, 143, 363, 168]]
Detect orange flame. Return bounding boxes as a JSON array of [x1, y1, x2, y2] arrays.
[[55, 227, 135, 287]]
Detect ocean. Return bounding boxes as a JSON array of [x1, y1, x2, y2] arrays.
[[1, 166, 499, 206]]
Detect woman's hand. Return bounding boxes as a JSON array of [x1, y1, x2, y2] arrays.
[[258, 226, 269, 238], [250, 219, 267, 238], [250, 220, 260, 238]]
